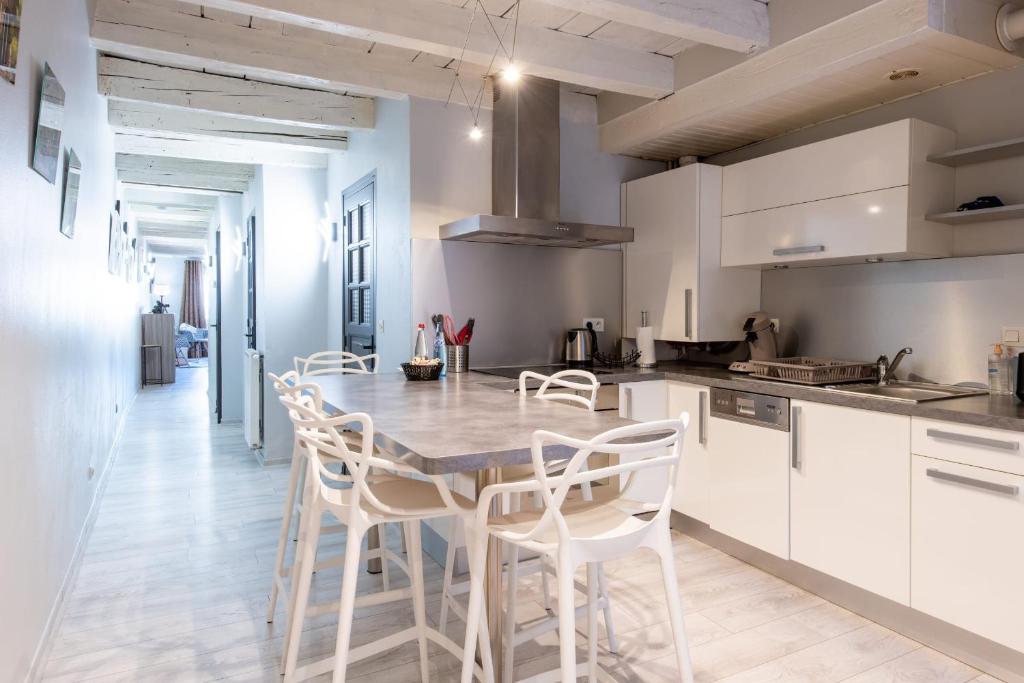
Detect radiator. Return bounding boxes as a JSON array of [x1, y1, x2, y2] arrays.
[[243, 349, 263, 448]]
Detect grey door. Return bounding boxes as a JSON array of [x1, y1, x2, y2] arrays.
[[342, 175, 375, 366]]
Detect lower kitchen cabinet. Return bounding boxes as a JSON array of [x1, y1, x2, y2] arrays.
[[790, 401, 911, 604], [911, 454, 1024, 653], [619, 381, 668, 505], [668, 382, 711, 522]]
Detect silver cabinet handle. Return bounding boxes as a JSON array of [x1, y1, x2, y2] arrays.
[[684, 289, 693, 339], [698, 391, 707, 445], [926, 468, 1019, 496], [791, 405, 801, 470], [773, 245, 825, 256], [623, 386, 633, 419], [926, 428, 1020, 452]]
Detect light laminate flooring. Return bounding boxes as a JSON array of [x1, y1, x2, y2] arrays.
[[40, 367, 998, 682]]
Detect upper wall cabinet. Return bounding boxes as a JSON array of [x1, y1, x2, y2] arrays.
[[721, 119, 955, 269], [623, 164, 761, 343]]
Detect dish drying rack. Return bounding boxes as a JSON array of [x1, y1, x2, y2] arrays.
[[749, 357, 877, 385]]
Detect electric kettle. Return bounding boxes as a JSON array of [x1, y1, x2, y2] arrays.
[[566, 323, 597, 367]]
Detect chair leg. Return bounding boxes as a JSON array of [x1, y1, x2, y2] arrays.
[[405, 521, 430, 683], [556, 552, 578, 683], [439, 516, 459, 636], [331, 522, 366, 683], [655, 530, 694, 683], [460, 525, 490, 683], [380, 523, 391, 591], [532, 492, 553, 612], [292, 456, 308, 542], [281, 504, 322, 680], [502, 543, 520, 683], [267, 439, 303, 623], [586, 563, 599, 683], [596, 564, 618, 654]]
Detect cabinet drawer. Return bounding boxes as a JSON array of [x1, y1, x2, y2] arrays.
[[722, 120, 911, 216], [911, 456, 1024, 652], [721, 186, 910, 268], [912, 418, 1024, 476]]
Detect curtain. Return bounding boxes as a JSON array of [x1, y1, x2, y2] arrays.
[[180, 259, 208, 358]]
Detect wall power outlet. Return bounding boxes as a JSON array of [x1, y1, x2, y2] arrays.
[[1002, 326, 1024, 344], [583, 318, 605, 332]]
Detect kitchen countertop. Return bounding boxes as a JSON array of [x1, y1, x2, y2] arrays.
[[478, 362, 1024, 433]]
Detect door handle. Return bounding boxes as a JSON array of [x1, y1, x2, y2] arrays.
[[698, 391, 707, 445], [773, 245, 825, 257], [684, 289, 693, 339], [790, 405, 801, 470], [623, 386, 633, 419], [926, 468, 1019, 496], [925, 428, 1020, 452]]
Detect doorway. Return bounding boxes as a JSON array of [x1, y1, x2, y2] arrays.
[[342, 174, 376, 368]]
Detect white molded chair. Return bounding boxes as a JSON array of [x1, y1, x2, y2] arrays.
[[460, 415, 694, 683], [294, 350, 379, 376], [280, 394, 494, 683]]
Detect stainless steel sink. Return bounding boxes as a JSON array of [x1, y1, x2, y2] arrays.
[[826, 382, 989, 403]]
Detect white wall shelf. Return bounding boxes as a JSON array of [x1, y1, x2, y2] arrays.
[[927, 136, 1024, 167], [926, 204, 1024, 225]]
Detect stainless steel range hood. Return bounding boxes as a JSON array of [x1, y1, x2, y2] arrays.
[[439, 76, 634, 248]]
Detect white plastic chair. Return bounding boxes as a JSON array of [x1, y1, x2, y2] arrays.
[[279, 394, 494, 683], [460, 415, 694, 683], [265, 372, 394, 626], [294, 350, 379, 376]]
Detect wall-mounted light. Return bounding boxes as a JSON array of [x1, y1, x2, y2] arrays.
[[230, 225, 244, 272], [317, 201, 332, 263]]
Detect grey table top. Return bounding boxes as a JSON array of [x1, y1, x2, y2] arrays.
[[307, 372, 640, 475]]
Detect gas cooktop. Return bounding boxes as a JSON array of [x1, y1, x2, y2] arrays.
[[473, 364, 612, 380]]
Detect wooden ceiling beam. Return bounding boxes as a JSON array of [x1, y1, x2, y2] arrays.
[[114, 132, 329, 168], [171, 0, 675, 97], [116, 153, 255, 193]]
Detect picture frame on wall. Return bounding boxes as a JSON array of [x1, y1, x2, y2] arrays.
[[59, 149, 81, 239], [107, 211, 120, 275], [0, 0, 22, 85], [31, 64, 66, 184]]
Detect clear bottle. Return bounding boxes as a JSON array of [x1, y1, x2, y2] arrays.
[[988, 343, 1011, 395], [413, 323, 429, 359], [432, 320, 447, 377]]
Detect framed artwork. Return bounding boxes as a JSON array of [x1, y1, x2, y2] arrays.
[[31, 64, 65, 183], [107, 211, 120, 275], [59, 149, 81, 239], [121, 221, 129, 279], [0, 0, 21, 85]]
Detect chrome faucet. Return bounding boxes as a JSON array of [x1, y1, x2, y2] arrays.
[[877, 347, 913, 385]]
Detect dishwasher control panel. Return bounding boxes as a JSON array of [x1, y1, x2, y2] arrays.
[[710, 387, 790, 431]]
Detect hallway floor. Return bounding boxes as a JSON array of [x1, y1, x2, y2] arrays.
[[39, 368, 998, 682]]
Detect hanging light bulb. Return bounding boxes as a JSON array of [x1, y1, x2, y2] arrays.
[[469, 125, 483, 141], [501, 63, 521, 83]]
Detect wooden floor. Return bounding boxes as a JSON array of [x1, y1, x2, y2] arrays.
[[40, 368, 1001, 682]]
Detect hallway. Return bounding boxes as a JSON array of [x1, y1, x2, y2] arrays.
[[36, 368, 992, 682]]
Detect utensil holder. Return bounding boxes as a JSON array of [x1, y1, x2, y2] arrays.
[[446, 345, 469, 373]]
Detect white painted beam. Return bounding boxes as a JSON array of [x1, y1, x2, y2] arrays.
[[91, 0, 493, 105], [126, 201, 213, 224], [109, 101, 348, 151], [172, 0, 674, 97], [536, 0, 769, 53], [115, 132, 329, 168], [116, 153, 255, 193], [99, 57, 371, 130]]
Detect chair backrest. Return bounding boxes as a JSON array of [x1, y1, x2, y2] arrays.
[[519, 369, 599, 411], [294, 351, 379, 377], [504, 415, 689, 547], [268, 370, 323, 411]]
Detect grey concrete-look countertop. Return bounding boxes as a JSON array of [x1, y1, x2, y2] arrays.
[[309, 372, 643, 475], [547, 362, 1024, 433]]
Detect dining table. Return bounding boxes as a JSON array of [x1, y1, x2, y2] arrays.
[[306, 370, 641, 682]]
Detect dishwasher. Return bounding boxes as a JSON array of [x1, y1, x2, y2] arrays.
[[708, 387, 791, 560]]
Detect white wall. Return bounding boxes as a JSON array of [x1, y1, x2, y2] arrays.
[[208, 195, 245, 422], [0, 0, 141, 678]]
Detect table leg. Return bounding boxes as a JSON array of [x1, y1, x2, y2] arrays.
[[366, 525, 382, 574], [477, 467, 504, 682]]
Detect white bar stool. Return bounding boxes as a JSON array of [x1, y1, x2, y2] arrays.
[[461, 416, 695, 683], [280, 394, 494, 683]]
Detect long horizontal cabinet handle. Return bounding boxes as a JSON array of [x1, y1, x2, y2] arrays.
[[926, 468, 1019, 496], [925, 428, 1020, 452], [772, 244, 825, 256]]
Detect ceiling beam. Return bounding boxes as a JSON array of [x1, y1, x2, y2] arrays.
[[171, 0, 674, 98], [126, 201, 213, 224], [536, 0, 769, 53], [99, 56, 371, 130], [116, 153, 255, 193], [109, 101, 348, 152], [114, 132, 329, 168], [91, 0, 493, 105], [123, 187, 220, 209]]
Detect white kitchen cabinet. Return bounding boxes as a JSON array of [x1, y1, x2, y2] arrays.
[[622, 164, 760, 342], [789, 401, 911, 604], [911, 417, 1024, 476], [721, 119, 955, 268], [911, 455, 1024, 653], [667, 382, 711, 522], [618, 381, 669, 505]]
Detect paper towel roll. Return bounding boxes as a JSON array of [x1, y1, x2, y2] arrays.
[[637, 326, 657, 368]]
